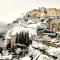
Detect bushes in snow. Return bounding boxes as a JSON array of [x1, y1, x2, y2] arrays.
[[16, 31, 32, 47]]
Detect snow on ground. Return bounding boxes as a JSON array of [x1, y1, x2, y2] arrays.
[[26, 22, 47, 29], [0, 50, 12, 60], [37, 54, 54, 60], [32, 35, 60, 60], [32, 40, 48, 50], [42, 35, 52, 41], [20, 56, 31, 60], [46, 47, 60, 57], [27, 45, 41, 58], [0, 55, 12, 60]]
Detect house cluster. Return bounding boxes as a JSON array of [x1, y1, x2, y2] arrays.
[[46, 18, 60, 33], [26, 7, 60, 35], [26, 7, 60, 17]]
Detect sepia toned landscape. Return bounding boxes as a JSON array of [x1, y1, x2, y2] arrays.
[[0, 0, 60, 60]]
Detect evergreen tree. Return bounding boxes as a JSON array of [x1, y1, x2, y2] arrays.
[[16, 31, 32, 47]]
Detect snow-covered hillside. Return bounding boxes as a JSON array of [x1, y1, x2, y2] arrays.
[[1, 17, 60, 60]]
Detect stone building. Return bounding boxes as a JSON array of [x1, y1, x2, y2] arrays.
[[10, 35, 16, 48], [26, 11, 32, 17], [46, 18, 60, 33], [5, 34, 16, 49], [26, 7, 45, 17], [57, 9, 60, 17], [47, 8, 57, 17]]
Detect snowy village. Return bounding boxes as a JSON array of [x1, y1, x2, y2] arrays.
[[0, 7, 60, 60]]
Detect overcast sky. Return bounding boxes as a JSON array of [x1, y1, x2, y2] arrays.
[[0, 0, 60, 23]]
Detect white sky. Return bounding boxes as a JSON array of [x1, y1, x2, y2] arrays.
[[0, 0, 60, 23]]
